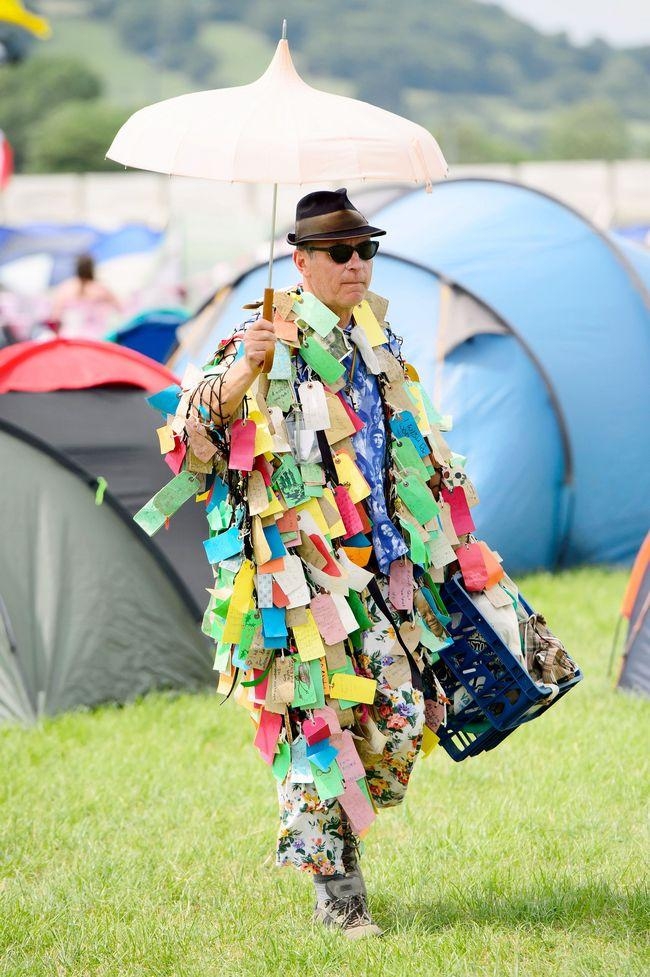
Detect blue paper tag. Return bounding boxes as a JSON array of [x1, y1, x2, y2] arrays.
[[146, 384, 181, 416], [261, 606, 288, 639], [203, 526, 243, 564], [390, 411, 430, 458]]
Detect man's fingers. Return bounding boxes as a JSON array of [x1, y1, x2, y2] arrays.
[[250, 317, 275, 334]]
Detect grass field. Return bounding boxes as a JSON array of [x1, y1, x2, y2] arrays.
[[1, 567, 648, 976]]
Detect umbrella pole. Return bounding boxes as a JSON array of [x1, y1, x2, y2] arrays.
[[262, 181, 278, 372]]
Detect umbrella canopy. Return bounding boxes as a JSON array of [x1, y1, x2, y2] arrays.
[[106, 37, 447, 188]]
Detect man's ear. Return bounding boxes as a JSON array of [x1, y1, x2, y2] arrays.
[[293, 248, 308, 277]]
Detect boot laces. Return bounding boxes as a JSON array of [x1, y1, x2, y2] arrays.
[[325, 892, 372, 929]]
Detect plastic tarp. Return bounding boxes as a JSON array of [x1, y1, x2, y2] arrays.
[[0, 222, 164, 286]]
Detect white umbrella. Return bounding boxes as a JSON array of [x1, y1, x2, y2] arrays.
[[106, 23, 447, 361]]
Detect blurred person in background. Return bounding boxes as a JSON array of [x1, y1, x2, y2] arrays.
[[50, 253, 122, 339]]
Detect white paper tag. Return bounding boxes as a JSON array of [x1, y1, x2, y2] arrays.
[[298, 380, 331, 431]]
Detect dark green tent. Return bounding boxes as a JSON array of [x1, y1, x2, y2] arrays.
[[0, 339, 213, 723]]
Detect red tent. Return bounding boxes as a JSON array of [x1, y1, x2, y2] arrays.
[[0, 338, 177, 393], [0, 130, 13, 190]]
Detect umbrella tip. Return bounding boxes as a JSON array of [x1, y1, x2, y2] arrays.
[[282, 18, 287, 39]]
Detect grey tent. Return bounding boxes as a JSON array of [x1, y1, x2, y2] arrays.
[[617, 532, 650, 696], [0, 338, 213, 722]]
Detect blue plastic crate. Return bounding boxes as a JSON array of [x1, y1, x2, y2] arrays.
[[426, 574, 582, 761]]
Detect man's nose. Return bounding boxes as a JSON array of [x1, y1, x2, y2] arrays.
[[346, 249, 363, 268]]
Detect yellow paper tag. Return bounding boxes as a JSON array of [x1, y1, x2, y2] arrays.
[[292, 610, 326, 662], [156, 424, 175, 454], [353, 300, 387, 347], [258, 491, 285, 519], [249, 411, 275, 456], [320, 488, 346, 538], [421, 726, 440, 757], [230, 559, 255, 613], [217, 662, 236, 695], [405, 382, 429, 433], [333, 451, 371, 503], [329, 672, 377, 705], [296, 497, 330, 536], [221, 561, 254, 644]]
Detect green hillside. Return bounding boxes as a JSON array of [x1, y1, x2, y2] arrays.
[[4, 0, 648, 171]]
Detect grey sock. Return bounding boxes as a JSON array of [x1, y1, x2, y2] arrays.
[[313, 871, 363, 909]]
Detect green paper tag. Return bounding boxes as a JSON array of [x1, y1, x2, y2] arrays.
[[135, 472, 202, 534], [133, 500, 166, 536], [310, 759, 345, 802], [346, 591, 374, 631], [292, 657, 318, 708], [413, 382, 444, 427], [400, 519, 428, 566], [272, 741, 292, 781], [308, 657, 326, 709], [293, 292, 339, 337], [238, 609, 262, 655], [266, 379, 295, 412], [392, 436, 431, 482], [272, 455, 309, 507], [300, 337, 346, 384], [300, 462, 325, 485], [395, 472, 440, 523], [212, 643, 231, 672]]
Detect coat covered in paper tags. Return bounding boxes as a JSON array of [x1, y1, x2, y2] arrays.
[[137, 286, 509, 829]]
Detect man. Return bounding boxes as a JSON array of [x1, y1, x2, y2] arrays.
[[181, 189, 452, 938]]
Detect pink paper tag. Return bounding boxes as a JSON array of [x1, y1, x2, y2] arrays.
[[252, 672, 269, 705], [441, 485, 475, 536], [333, 484, 365, 538], [339, 780, 376, 835], [229, 418, 257, 472], [456, 542, 489, 591], [302, 716, 330, 745], [330, 730, 366, 785], [253, 709, 283, 765], [389, 558, 414, 611], [165, 436, 186, 475], [254, 455, 273, 486], [310, 593, 349, 644], [314, 705, 342, 735]]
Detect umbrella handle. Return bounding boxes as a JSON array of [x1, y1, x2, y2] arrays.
[[261, 286, 275, 373]]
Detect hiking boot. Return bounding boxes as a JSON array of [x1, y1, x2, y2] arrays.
[[342, 836, 367, 900], [313, 872, 383, 939]]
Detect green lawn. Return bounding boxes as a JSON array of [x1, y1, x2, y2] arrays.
[[1, 567, 648, 976]]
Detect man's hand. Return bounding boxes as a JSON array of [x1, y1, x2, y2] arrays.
[[243, 317, 276, 371]]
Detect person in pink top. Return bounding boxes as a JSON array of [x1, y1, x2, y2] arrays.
[[50, 254, 121, 339]]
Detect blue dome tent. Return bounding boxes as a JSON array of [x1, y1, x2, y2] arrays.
[[173, 179, 650, 573], [108, 306, 189, 363]]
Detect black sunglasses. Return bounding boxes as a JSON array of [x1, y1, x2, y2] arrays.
[[306, 240, 379, 263]]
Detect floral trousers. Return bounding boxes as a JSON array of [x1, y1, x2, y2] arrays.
[[276, 588, 426, 875]]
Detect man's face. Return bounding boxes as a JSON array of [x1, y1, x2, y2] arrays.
[[293, 235, 374, 321]]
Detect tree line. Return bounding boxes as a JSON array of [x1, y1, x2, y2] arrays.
[[0, 0, 647, 172]]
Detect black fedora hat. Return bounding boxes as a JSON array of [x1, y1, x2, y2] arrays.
[[287, 188, 386, 245]]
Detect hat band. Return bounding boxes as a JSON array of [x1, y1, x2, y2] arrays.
[[295, 208, 368, 241]]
